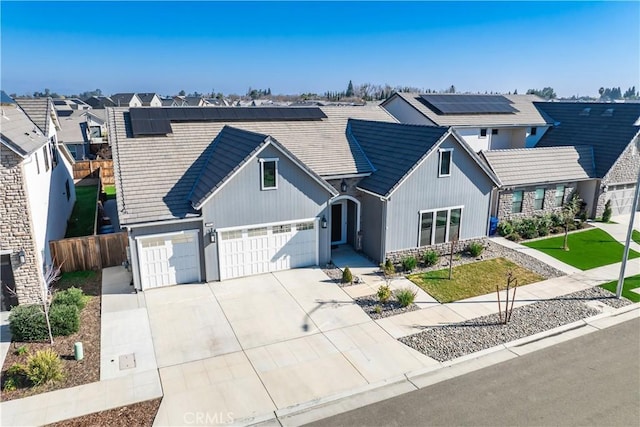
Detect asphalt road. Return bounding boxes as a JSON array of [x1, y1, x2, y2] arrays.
[[307, 318, 640, 427]]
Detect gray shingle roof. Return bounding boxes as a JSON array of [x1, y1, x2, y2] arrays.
[[534, 102, 640, 178], [348, 119, 450, 197], [1, 105, 48, 157], [15, 97, 54, 135], [136, 93, 158, 105], [481, 146, 595, 187], [385, 93, 551, 127], [111, 93, 138, 106], [85, 96, 116, 109], [57, 110, 88, 144]]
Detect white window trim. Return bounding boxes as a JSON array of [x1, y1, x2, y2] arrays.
[[259, 158, 279, 190], [418, 205, 464, 246], [479, 128, 488, 138], [438, 148, 453, 178]]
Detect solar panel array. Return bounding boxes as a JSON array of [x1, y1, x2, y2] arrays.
[[419, 94, 519, 115], [128, 107, 327, 137]]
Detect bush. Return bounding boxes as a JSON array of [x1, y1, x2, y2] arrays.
[[467, 242, 484, 257], [401, 256, 417, 272], [342, 267, 353, 284], [9, 305, 48, 341], [52, 287, 88, 310], [382, 259, 395, 276], [15, 345, 28, 356], [423, 250, 439, 267], [377, 284, 392, 303], [602, 200, 612, 223], [50, 304, 80, 336], [26, 349, 64, 386], [3, 363, 28, 391], [497, 221, 513, 237], [395, 288, 417, 308], [550, 212, 564, 228]]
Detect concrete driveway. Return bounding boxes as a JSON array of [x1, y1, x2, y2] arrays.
[[146, 268, 438, 425]]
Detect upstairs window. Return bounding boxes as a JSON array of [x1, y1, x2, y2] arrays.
[[479, 128, 487, 138], [555, 185, 565, 207], [90, 126, 102, 138], [530, 127, 537, 136], [534, 188, 545, 210], [512, 190, 523, 213], [43, 146, 50, 172], [491, 128, 499, 135], [438, 149, 452, 177], [260, 158, 278, 190]]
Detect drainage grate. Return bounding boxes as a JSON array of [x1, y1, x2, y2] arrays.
[[119, 353, 136, 370]]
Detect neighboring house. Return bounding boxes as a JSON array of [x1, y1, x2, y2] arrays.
[[57, 110, 90, 160], [205, 97, 230, 107], [1, 101, 76, 308], [481, 146, 595, 221], [137, 93, 163, 107], [181, 96, 208, 107], [161, 98, 179, 107], [15, 97, 62, 140], [107, 105, 498, 290], [382, 93, 551, 151], [534, 102, 640, 217], [110, 93, 142, 107], [85, 96, 116, 109]]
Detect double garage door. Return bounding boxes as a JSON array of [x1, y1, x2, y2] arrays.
[[607, 183, 639, 216], [218, 220, 318, 280]]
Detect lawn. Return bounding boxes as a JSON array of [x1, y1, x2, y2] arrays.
[[633, 230, 640, 245], [600, 274, 640, 303], [65, 185, 98, 237], [103, 185, 116, 200], [408, 257, 544, 303], [523, 228, 640, 271]]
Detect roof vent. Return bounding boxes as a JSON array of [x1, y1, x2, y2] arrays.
[[579, 108, 591, 116], [601, 108, 614, 117]]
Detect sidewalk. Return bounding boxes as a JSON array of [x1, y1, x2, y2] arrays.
[[590, 214, 640, 253]]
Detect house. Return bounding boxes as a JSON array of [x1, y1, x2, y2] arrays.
[[533, 102, 640, 217], [1, 99, 76, 308], [107, 105, 498, 290], [381, 93, 551, 151], [181, 96, 208, 107], [481, 146, 595, 221], [85, 96, 116, 109], [110, 93, 142, 107], [56, 110, 90, 160], [137, 93, 163, 107]]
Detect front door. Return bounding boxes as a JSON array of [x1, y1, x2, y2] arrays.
[[331, 201, 346, 244]]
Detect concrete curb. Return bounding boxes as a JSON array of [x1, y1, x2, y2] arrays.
[[268, 303, 640, 427]]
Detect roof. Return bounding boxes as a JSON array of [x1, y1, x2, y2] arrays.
[[85, 96, 115, 109], [136, 93, 159, 105], [108, 105, 396, 224], [83, 109, 106, 122], [347, 119, 450, 197], [161, 98, 177, 106], [57, 110, 89, 144], [182, 96, 204, 106], [534, 102, 640, 178], [0, 105, 48, 157], [0, 91, 15, 104], [384, 92, 551, 127], [481, 146, 595, 187], [15, 97, 56, 135], [111, 93, 139, 106]]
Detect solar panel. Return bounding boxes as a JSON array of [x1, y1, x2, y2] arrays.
[[419, 94, 519, 115]]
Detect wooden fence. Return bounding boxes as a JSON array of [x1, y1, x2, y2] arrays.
[[73, 160, 113, 181], [50, 232, 128, 273]]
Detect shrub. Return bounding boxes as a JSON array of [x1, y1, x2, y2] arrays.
[[467, 242, 484, 257], [342, 267, 353, 284], [50, 304, 80, 336], [377, 284, 392, 303], [395, 288, 417, 308], [602, 200, 612, 223], [374, 305, 382, 315], [382, 259, 395, 276], [52, 287, 88, 310], [3, 363, 28, 391], [15, 345, 28, 356], [497, 221, 513, 237], [401, 256, 417, 272], [518, 219, 539, 240], [26, 349, 64, 386], [423, 250, 439, 267], [9, 305, 48, 341]]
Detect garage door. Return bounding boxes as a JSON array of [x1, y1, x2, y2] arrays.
[[137, 230, 201, 289], [218, 220, 317, 280], [608, 184, 639, 216]]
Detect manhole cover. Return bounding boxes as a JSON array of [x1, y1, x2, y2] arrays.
[[119, 353, 136, 370]]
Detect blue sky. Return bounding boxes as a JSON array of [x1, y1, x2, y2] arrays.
[[2, 1, 638, 97]]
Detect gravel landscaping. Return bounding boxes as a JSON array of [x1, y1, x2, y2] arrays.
[[47, 398, 162, 427], [399, 287, 633, 362], [354, 295, 419, 319]]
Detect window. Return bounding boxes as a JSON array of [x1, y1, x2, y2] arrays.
[[35, 152, 40, 174], [534, 188, 545, 210], [260, 158, 278, 190], [491, 129, 499, 135], [479, 128, 487, 138], [248, 227, 267, 237], [90, 126, 102, 138], [295, 222, 314, 231], [419, 207, 463, 246], [530, 127, 537, 136], [555, 185, 565, 207], [65, 179, 70, 201], [221, 230, 243, 240], [438, 149, 452, 177], [512, 190, 523, 213], [272, 224, 291, 234], [43, 146, 50, 171]]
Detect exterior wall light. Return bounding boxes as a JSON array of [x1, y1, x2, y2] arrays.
[[209, 229, 216, 243], [340, 180, 348, 192], [18, 249, 26, 265], [321, 215, 327, 229]]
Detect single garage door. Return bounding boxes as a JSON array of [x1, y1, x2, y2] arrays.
[[607, 183, 639, 216], [137, 230, 201, 289], [218, 220, 317, 280]]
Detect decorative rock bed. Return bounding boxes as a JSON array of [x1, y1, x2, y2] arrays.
[[399, 287, 633, 362], [354, 295, 419, 319]]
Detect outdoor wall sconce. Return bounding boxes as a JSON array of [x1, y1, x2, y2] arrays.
[[340, 179, 348, 192], [209, 229, 216, 243], [18, 249, 26, 265], [321, 215, 327, 229]]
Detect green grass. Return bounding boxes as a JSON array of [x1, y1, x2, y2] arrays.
[[600, 274, 640, 303], [523, 228, 640, 271], [65, 185, 98, 237], [103, 185, 116, 200], [633, 230, 640, 245], [408, 257, 544, 303]]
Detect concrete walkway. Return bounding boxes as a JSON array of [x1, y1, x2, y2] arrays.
[[489, 236, 582, 274], [591, 213, 640, 253]]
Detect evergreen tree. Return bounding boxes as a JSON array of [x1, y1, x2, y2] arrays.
[[346, 80, 354, 97]]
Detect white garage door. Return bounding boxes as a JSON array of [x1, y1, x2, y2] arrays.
[[138, 230, 201, 289], [218, 220, 318, 280], [608, 184, 638, 216]]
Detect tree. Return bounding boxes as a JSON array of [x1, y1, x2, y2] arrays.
[[526, 87, 556, 99], [346, 80, 354, 97], [599, 87, 605, 97], [178, 90, 186, 96], [448, 85, 456, 94], [513, 89, 518, 95], [561, 193, 581, 251]]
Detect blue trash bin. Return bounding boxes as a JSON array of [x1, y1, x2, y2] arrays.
[[489, 216, 499, 235]]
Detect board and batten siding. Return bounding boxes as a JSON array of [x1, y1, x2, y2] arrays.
[[383, 96, 436, 126], [201, 144, 332, 281], [358, 192, 386, 262], [384, 135, 494, 253]]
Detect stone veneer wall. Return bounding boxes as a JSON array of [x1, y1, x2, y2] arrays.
[[385, 237, 487, 264], [0, 145, 44, 304], [594, 141, 640, 218], [497, 183, 577, 221]]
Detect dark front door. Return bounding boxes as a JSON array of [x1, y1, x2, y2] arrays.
[[1, 254, 18, 311], [331, 203, 342, 243]]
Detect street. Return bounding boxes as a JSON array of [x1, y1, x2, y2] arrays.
[[307, 318, 640, 427]]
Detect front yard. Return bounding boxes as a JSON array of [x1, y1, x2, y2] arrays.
[[633, 230, 640, 245], [599, 274, 640, 303], [523, 228, 640, 270], [408, 257, 544, 303], [65, 185, 98, 238]]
